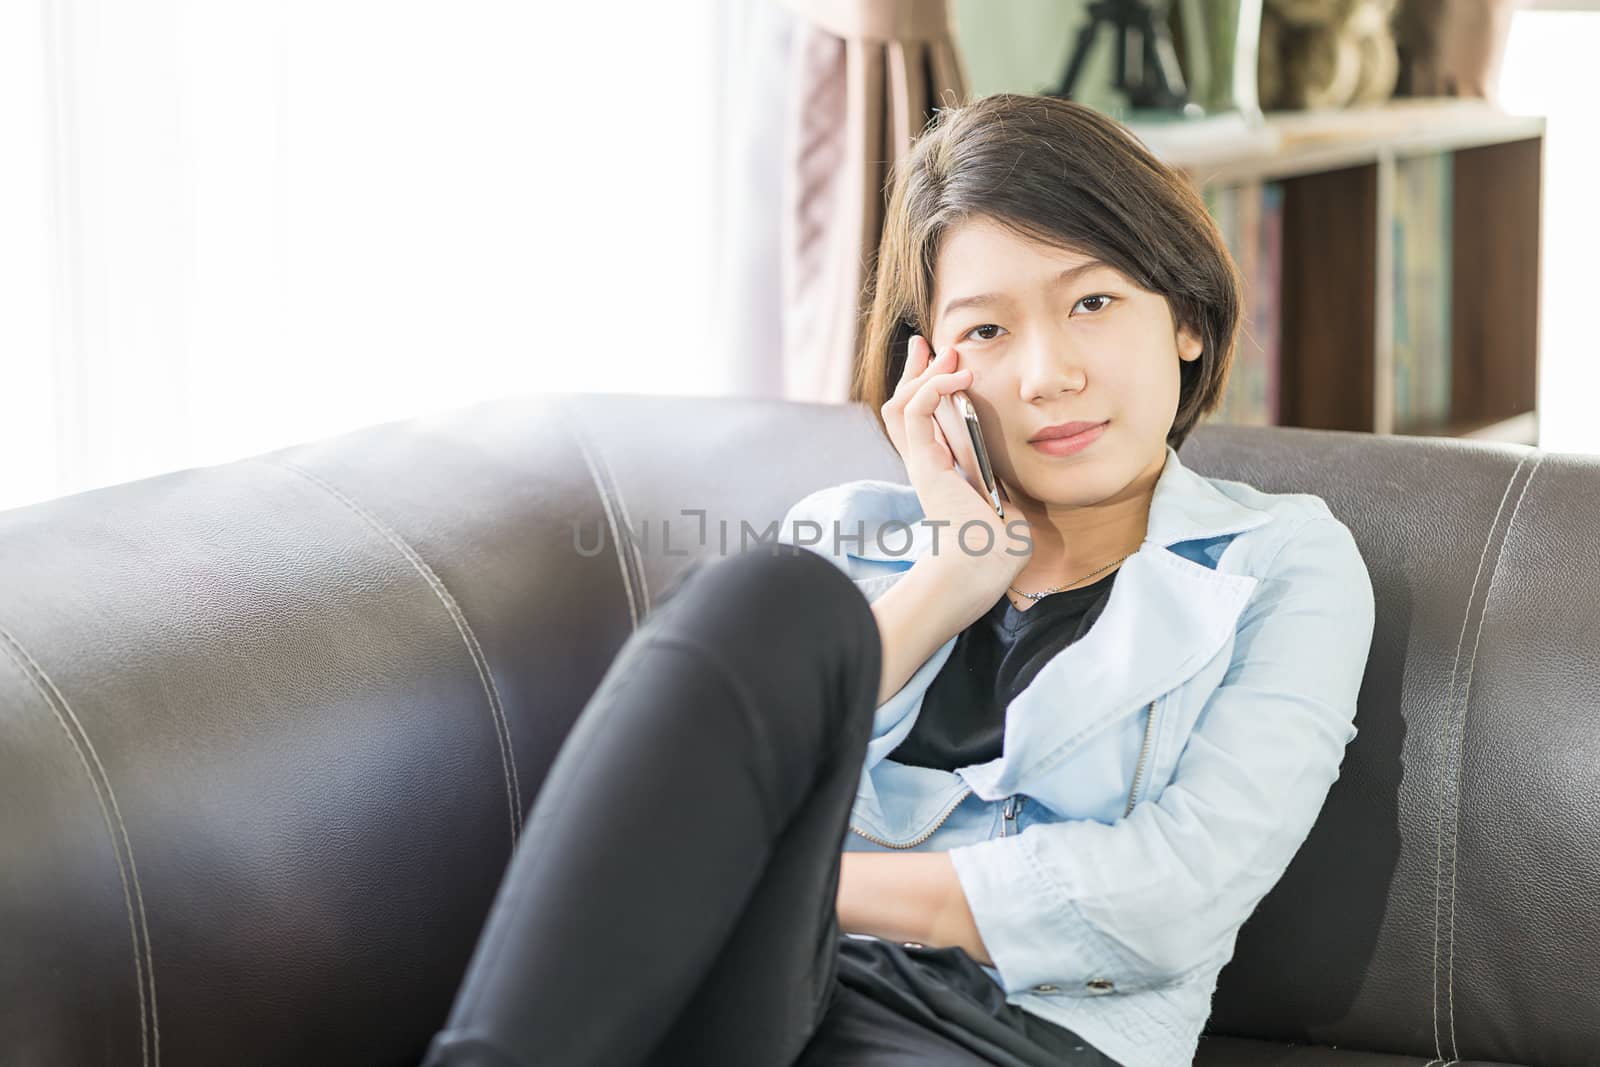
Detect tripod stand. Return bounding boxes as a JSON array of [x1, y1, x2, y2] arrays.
[[1049, 0, 1193, 112]]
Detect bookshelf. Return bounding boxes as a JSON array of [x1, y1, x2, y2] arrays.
[[1129, 98, 1545, 444]]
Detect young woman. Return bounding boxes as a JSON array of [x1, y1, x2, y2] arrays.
[[421, 93, 1376, 1067]]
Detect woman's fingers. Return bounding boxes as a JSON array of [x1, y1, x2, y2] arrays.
[[893, 336, 954, 403], [906, 365, 971, 417], [902, 368, 973, 481], [900, 334, 931, 387], [884, 335, 955, 458], [884, 336, 925, 441], [940, 393, 979, 477]]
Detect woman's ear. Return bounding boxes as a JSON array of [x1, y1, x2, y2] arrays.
[[1176, 322, 1204, 363]]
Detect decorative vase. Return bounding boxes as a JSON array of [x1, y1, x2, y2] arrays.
[[1177, 0, 1266, 121]]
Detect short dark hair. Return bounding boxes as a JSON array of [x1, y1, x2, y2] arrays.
[[852, 92, 1242, 453]]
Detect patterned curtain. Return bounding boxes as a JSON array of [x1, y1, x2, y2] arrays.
[[775, 0, 970, 403]]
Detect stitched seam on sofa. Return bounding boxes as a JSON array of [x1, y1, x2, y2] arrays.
[[1432, 450, 1535, 1066], [558, 397, 650, 629], [1432, 455, 1521, 1066], [270, 459, 524, 842], [0, 622, 160, 1067], [1433, 473, 1510, 1067], [1445, 451, 1541, 1064]]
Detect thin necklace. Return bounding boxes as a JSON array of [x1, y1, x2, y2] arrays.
[[1008, 547, 1139, 603]]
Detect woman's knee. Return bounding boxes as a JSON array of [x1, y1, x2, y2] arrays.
[[655, 549, 872, 644], [650, 549, 882, 736]]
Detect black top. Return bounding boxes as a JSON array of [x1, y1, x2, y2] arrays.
[[886, 568, 1118, 772]]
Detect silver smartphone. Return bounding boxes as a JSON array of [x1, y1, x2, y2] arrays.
[[951, 391, 1004, 519]]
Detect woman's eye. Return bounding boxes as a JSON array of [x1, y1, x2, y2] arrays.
[[962, 296, 1114, 341], [960, 297, 1114, 341]]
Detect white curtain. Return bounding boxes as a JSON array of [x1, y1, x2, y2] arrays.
[[710, 0, 800, 400], [1500, 7, 1600, 454], [0, 0, 721, 513], [0, 0, 55, 510]]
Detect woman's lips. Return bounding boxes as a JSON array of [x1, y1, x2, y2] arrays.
[[1029, 420, 1108, 456]]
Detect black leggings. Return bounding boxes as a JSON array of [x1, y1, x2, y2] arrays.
[[421, 548, 1120, 1067]]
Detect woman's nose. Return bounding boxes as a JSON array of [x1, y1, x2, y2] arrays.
[[1017, 336, 1086, 400]]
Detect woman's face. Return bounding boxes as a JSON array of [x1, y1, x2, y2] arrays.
[[927, 216, 1203, 510]]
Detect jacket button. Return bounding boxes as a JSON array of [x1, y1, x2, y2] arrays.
[[1033, 983, 1057, 993], [1086, 978, 1115, 993]]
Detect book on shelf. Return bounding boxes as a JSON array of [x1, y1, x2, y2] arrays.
[[1203, 179, 1283, 428], [1392, 151, 1454, 431]]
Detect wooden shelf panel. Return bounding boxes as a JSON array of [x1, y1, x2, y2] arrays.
[[1149, 98, 1545, 445], [1451, 137, 1543, 428], [1395, 410, 1538, 445], [1131, 98, 1546, 186], [1278, 165, 1379, 433]]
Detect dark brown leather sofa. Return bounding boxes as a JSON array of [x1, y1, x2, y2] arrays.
[[1, 392, 1594, 1066]]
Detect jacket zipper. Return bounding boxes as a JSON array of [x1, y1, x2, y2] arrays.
[[1123, 699, 1159, 818], [850, 696, 1159, 847], [849, 786, 972, 849], [1000, 794, 1024, 837]]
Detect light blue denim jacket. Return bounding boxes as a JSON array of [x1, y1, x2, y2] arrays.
[[778, 444, 1375, 1067]]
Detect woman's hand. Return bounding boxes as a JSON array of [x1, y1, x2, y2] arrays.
[[880, 334, 1032, 618]]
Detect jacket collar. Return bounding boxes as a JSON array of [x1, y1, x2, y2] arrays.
[[847, 445, 1279, 835], [849, 444, 1273, 564], [1142, 443, 1274, 548]]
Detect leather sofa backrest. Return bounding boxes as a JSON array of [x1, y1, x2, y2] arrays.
[[0, 392, 1593, 1066]]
